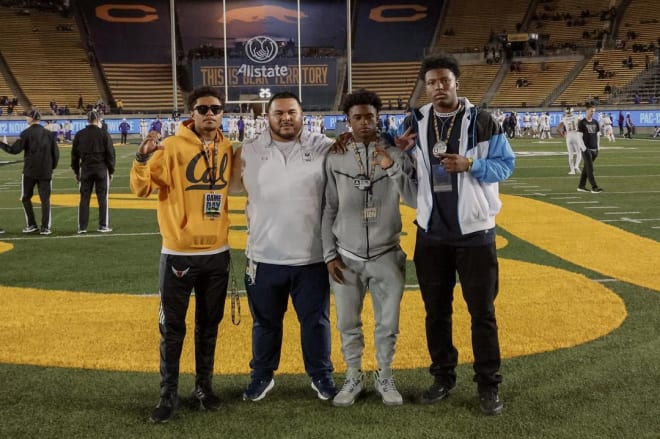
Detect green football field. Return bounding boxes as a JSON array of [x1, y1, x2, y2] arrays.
[[0, 134, 658, 438]]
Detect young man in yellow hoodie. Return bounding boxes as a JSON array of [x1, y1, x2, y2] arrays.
[[130, 86, 235, 423]]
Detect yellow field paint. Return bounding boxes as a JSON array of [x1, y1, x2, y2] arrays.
[[0, 242, 13, 253], [0, 193, 629, 373], [499, 194, 660, 293], [0, 259, 624, 373]]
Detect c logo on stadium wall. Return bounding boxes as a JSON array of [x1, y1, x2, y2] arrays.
[[96, 4, 158, 23], [245, 36, 279, 64], [369, 4, 427, 22]]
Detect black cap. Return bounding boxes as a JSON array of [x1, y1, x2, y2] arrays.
[[23, 109, 41, 120]]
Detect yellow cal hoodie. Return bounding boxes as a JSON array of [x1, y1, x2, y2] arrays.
[[130, 119, 233, 254]]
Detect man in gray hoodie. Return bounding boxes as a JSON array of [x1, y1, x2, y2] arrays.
[[321, 89, 416, 407]]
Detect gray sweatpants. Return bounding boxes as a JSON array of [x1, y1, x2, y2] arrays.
[[330, 247, 406, 370]]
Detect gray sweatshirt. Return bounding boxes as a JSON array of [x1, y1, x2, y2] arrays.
[[322, 139, 416, 262]]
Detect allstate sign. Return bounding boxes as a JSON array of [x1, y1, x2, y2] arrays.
[[245, 36, 279, 64], [237, 36, 289, 79]]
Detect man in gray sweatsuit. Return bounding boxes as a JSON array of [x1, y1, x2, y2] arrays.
[[321, 89, 416, 407]]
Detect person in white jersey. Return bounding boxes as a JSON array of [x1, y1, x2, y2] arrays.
[[233, 92, 339, 403], [601, 113, 615, 142], [539, 112, 552, 139], [557, 107, 585, 174]]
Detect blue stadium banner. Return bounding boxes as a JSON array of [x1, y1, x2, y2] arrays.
[[2, 110, 659, 138]]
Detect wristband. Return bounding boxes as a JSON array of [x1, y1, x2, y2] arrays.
[[135, 152, 151, 163]]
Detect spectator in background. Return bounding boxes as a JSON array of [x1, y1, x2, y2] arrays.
[[63, 120, 72, 142], [576, 103, 603, 193], [618, 111, 625, 136], [624, 113, 634, 138], [558, 107, 585, 175], [71, 110, 116, 233], [150, 117, 162, 136], [237, 115, 245, 141], [119, 118, 130, 145], [0, 110, 59, 235]]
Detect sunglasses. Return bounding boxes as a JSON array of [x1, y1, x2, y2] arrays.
[[194, 105, 223, 115]]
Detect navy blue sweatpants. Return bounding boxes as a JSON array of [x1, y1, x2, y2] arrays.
[[245, 261, 333, 381]]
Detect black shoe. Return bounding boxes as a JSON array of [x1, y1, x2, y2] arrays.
[[311, 376, 338, 400], [479, 390, 504, 415], [150, 394, 179, 423], [191, 384, 221, 411], [420, 379, 455, 404], [242, 377, 275, 401], [576, 187, 589, 193], [591, 187, 603, 193]]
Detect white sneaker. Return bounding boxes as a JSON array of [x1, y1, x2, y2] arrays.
[[374, 369, 403, 406], [22, 225, 38, 233], [332, 369, 364, 407], [97, 226, 113, 233]]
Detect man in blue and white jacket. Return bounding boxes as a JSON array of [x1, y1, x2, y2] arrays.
[[400, 53, 515, 415]]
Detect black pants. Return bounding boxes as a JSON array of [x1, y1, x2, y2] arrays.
[[579, 149, 599, 189], [21, 175, 51, 229], [158, 251, 230, 396], [414, 231, 502, 392], [78, 167, 111, 230], [120, 132, 128, 144]]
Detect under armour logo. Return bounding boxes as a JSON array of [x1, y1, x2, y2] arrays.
[[171, 266, 190, 278]]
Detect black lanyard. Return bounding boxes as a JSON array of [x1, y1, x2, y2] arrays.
[[201, 138, 218, 190]]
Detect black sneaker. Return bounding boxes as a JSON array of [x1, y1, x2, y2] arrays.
[[479, 390, 504, 415], [576, 187, 589, 193], [40, 227, 52, 235], [191, 384, 221, 411], [311, 376, 338, 400], [420, 379, 455, 404], [242, 377, 275, 401], [150, 394, 179, 423], [591, 187, 603, 193]]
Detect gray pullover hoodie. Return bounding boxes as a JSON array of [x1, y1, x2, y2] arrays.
[[322, 138, 416, 262]]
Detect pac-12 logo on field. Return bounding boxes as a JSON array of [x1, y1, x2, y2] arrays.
[[245, 36, 279, 64]]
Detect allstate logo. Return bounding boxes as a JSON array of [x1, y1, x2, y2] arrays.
[[245, 36, 279, 64]]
